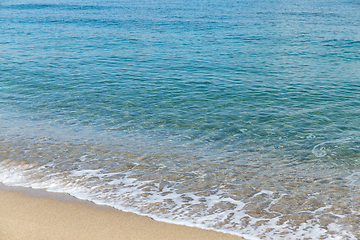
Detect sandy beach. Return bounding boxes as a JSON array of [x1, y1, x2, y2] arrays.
[[0, 185, 246, 240]]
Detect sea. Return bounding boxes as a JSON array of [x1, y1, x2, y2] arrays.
[[0, 0, 360, 239]]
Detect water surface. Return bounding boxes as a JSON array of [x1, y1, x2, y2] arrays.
[[1, 0, 360, 239]]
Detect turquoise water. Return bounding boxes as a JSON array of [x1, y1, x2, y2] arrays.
[[1, 0, 360, 239]]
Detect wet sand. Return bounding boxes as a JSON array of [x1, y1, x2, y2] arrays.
[[0, 185, 246, 240]]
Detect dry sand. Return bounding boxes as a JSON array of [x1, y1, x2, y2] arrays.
[[0, 185, 246, 240]]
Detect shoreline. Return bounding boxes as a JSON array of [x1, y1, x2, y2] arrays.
[[0, 184, 247, 240]]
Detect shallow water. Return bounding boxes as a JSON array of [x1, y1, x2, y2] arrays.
[[1, 0, 360, 239]]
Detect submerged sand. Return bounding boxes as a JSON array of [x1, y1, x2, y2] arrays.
[[0, 185, 245, 240]]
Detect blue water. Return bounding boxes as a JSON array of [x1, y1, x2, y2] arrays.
[[1, 0, 360, 239]]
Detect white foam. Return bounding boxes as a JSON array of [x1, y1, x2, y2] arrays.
[[312, 137, 353, 158], [0, 157, 358, 240], [345, 172, 360, 186]]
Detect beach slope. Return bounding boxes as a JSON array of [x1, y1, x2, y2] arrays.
[[0, 186, 245, 240]]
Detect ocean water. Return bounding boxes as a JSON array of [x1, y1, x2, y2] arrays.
[[1, 0, 360, 239]]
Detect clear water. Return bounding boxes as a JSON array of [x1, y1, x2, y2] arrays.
[[1, 0, 360, 239]]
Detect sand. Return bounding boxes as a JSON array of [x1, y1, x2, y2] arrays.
[[0, 185, 246, 240]]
